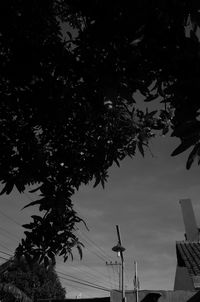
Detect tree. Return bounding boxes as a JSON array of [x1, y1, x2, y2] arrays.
[[0, 283, 32, 302], [0, 258, 66, 302], [0, 0, 200, 263]]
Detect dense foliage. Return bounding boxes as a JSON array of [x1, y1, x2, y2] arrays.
[[0, 0, 200, 262], [0, 258, 66, 301]]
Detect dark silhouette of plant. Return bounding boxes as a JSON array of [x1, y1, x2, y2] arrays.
[[0, 0, 200, 263], [0, 258, 66, 302]]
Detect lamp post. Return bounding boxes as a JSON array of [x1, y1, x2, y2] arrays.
[[112, 225, 126, 302]]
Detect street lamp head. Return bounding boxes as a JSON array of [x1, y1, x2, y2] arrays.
[[112, 242, 126, 253]]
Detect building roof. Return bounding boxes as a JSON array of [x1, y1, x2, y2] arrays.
[[176, 241, 200, 288]]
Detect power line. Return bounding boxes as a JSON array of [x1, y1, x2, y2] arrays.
[[0, 250, 111, 293], [0, 250, 12, 257], [77, 229, 114, 262], [57, 271, 110, 291], [0, 256, 9, 261], [57, 260, 110, 288], [73, 240, 117, 287], [0, 205, 113, 289], [106, 261, 121, 290], [0, 242, 14, 253], [30, 191, 114, 262], [60, 279, 94, 298], [30, 191, 115, 262], [77, 231, 110, 263], [0, 225, 21, 241], [0, 193, 118, 291], [0, 209, 22, 227], [58, 273, 111, 293], [57, 260, 115, 290]]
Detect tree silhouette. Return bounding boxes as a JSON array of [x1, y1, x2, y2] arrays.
[[0, 258, 66, 301], [0, 0, 200, 263]]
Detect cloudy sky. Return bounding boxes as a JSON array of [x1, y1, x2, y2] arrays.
[[1, 132, 200, 298]]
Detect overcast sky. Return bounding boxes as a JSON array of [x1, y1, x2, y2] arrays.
[[1, 133, 200, 298]]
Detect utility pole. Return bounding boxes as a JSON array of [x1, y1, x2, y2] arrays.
[[112, 225, 126, 302], [133, 261, 139, 302], [106, 261, 121, 290]]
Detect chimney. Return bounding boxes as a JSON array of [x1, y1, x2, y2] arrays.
[[180, 199, 199, 242]]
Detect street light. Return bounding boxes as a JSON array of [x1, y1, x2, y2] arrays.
[[112, 242, 126, 254], [112, 225, 126, 302]]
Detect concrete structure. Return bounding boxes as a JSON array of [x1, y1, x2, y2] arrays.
[[179, 199, 199, 241], [110, 290, 199, 302], [174, 199, 200, 291]]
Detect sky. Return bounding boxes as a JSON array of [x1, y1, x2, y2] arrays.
[[1, 133, 200, 298]]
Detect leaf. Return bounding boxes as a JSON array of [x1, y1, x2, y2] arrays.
[[66, 31, 72, 40], [29, 185, 42, 193], [22, 223, 34, 230], [114, 158, 120, 167], [162, 126, 169, 135], [144, 93, 159, 102], [119, 87, 134, 102], [100, 178, 104, 188], [171, 121, 200, 139], [22, 198, 44, 210], [69, 251, 74, 261], [24, 231, 30, 237], [64, 255, 68, 262], [171, 139, 197, 156], [33, 252, 40, 263], [31, 215, 43, 223], [24, 253, 32, 264], [137, 141, 144, 157], [15, 182, 25, 193], [93, 174, 101, 187], [59, 248, 66, 256], [146, 110, 157, 119], [44, 256, 49, 268], [47, 250, 55, 260], [77, 244, 83, 259], [0, 182, 14, 195], [186, 144, 200, 169]]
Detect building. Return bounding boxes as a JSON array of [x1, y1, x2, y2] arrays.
[[174, 199, 200, 291], [110, 289, 200, 302]]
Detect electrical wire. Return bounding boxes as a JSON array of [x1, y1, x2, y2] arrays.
[[0, 209, 22, 227], [0, 256, 9, 261], [0, 196, 117, 291], [0, 205, 111, 288], [77, 233, 107, 262], [60, 279, 94, 298], [57, 260, 104, 286], [28, 192, 114, 263], [0, 253, 97, 296], [77, 229, 114, 262], [57, 260, 115, 290], [0, 250, 111, 293], [57, 271, 110, 291], [0, 225, 21, 241], [57, 274, 111, 292], [27, 192, 116, 288], [0, 242, 14, 253], [71, 237, 117, 287], [0, 250, 12, 257]]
